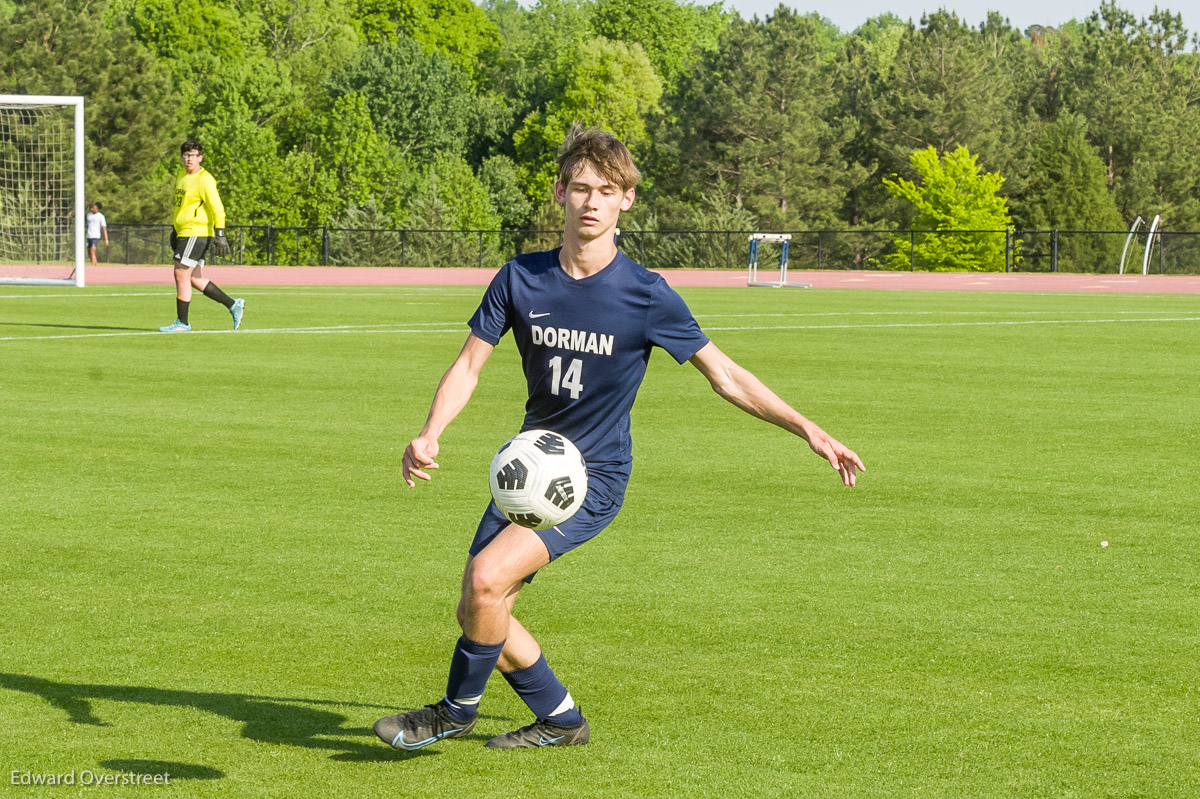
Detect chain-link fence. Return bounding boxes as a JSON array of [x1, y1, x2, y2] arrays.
[[91, 224, 1200, 275]]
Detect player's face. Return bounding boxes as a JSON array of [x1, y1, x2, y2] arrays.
[[181, 150, 203, 174], [555, 163, 634, 242]]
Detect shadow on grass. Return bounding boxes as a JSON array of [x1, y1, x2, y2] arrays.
[[99, 760, 224, 781], [0, 672, 494, 766]]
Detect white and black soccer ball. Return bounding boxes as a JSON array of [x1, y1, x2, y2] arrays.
[[488, 429, 588, 530]]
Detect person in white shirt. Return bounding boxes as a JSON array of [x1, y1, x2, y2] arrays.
[[85, 202, 109, 266]]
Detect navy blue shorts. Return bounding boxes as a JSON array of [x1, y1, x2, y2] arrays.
[[87, 238, 100, 248], [470, 464, 629, 580]]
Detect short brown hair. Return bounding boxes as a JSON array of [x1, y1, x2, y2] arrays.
[[556, 124, 641, 192]]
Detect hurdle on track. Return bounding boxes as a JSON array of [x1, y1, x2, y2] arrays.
[[747, 233, 809, 288]]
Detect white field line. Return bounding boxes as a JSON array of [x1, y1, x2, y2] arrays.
[[232, 290, 480, 297], [1, 293, 1186, 315], [0, 289, 477, 300], [0, 324, 465, 342], [2, 315, 1200, 343], [3, 294, 1186, 314], [703, 316, 1200, 332], [695, 309, 1194, 319]]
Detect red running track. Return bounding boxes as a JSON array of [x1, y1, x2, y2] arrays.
[[66, 265, 1200, 293]]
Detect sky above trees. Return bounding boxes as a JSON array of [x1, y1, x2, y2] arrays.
[[729, 0, 1196, 35]]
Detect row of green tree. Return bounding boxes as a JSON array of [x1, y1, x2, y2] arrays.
[[3, 0, 1198, 244]]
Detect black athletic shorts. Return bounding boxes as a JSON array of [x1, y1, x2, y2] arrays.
[[172, 233, 210, 268]]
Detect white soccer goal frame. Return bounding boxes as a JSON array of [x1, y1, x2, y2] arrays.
[[747, 233, 809, 288], [1118, 214, 1162, 276], [1118, 216, 1143, 275], [1140, 215, 1162, 276], [0, 94, 85, 286]]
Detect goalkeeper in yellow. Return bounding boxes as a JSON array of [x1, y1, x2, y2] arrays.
[[159, 139, 244, 332]]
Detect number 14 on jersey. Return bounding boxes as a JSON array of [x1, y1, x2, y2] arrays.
[[548, 356, 584, 399]]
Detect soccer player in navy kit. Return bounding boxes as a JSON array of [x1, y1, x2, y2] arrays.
[[374, 126, 865, 751]]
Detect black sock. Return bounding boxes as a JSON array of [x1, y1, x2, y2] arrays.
[[202, 281, 235, 309], [176, 298, 189, 325]]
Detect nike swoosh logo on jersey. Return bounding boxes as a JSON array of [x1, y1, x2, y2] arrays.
[[529, 311, 551, 318]]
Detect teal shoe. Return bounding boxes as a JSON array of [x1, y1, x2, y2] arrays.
[[159, 319, 191, 333], [230, 298, 245, 330]]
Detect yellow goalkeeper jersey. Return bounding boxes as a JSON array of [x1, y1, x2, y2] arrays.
[[173, 168, 226, 236]]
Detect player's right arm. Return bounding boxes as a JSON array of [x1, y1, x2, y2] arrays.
[[403, 333, 495, 487]]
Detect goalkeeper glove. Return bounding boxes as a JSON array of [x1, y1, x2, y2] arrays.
[[212, 229, 231, 257]]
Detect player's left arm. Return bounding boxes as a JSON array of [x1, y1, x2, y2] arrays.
[[204, 174, 231, 255], [688, 341, 865, 486]]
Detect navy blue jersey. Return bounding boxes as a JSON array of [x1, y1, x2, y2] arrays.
[[469, 248, 709, 471]]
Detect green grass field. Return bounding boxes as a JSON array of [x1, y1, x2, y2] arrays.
[[2, 283, 1199, 798]]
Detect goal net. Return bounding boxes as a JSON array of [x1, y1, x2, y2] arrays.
[[0, 95, 85, 286]]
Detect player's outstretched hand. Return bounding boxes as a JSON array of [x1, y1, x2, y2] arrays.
[[807, 432, 865, 487], [212, 229, 231, 257], [402, 436, 440, 487]]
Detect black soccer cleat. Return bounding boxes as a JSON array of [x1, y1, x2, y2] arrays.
[[374, 702, 476, 750], [485, 715, 590, 749]]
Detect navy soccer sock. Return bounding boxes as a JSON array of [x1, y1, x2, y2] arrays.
[[443, 636, 505, 723], [501, 654, 583, 726]]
